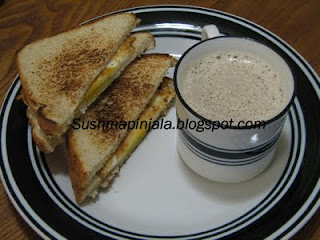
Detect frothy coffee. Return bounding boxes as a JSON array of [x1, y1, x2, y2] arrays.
[[181, 51, 286, 123]]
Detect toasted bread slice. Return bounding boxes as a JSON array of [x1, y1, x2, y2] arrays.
[[67, 54, 177, 203], [83, 78, 175, 202], [17, 13, 139, 146], [27, 32, 156, 152]]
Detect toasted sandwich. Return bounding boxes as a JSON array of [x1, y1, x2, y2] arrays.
[[27, 31, 155, 152], [67, 54, 177, 203], [17, 13, 155, 152], [86, 77, 175, 200]]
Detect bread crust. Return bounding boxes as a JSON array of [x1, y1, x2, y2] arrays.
[[67, 132, 88, 203]]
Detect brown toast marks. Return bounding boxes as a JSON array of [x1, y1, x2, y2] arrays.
[[17, 13, 138, 131], [85, 54, 177, 140], [67, 54, 177, 203]]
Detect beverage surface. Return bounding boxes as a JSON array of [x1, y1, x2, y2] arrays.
[[181, 51, 286, 123]]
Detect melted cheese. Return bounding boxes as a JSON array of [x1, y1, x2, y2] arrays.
[[79, 35, 136, 110], [80, 60, 120, 109]]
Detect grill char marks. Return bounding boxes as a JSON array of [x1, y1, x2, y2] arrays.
[[38, 37, 112, 97]]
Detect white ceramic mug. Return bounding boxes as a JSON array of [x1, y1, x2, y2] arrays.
[[174, 25, 295, 182]]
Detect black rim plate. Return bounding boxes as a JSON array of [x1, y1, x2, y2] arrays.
[[0, 5, 319, 240]]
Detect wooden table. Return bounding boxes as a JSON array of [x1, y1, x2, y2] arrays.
[[0, 0, 319, 239]]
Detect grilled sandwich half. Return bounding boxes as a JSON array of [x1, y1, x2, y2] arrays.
[[18, 13, 155, 152], [67, 54, 177, 203], [87, 77, 175, 200]]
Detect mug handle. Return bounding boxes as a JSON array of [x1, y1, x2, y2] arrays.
[[201, 25, 223, 40]]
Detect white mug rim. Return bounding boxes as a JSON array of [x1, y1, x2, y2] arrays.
[[173, 36, 296, 130]]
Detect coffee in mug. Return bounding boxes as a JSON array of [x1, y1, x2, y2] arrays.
[[180, 50, 288, 123]]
